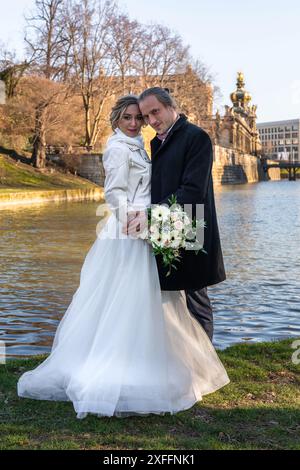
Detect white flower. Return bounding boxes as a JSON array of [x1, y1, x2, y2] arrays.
[[174, 220, 184, 231], [170, 211, 181, 222], [151, 205, 170, 222], [161, 231, 171, 247], [150, 231, 164, 247], [169, 230, 183, 248], [149, 224, 160, 234], [149, 228, 160, 239]]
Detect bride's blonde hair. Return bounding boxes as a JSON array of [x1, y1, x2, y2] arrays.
[[110, 95, 141, 131]]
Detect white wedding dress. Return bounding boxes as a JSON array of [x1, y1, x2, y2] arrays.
[[17, 130, 230, 419]]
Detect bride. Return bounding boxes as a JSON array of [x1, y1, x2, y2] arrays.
[[17, 95, 230, 419]]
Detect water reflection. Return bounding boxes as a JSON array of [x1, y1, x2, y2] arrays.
[[211, 180, 300, 348], [0, 180, 300, 358]]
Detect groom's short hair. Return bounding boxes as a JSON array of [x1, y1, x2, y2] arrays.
[[138, 87, 177, 109]]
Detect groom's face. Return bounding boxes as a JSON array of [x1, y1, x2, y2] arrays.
[[139, 95, 177, 134]]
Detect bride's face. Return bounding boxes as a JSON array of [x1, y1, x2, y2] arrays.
[[118, 104, 143, 137]]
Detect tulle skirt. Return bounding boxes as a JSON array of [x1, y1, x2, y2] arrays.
[[17, 213, 230, 418]]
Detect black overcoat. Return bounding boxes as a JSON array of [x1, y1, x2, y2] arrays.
[[150, 114, 226, 290]]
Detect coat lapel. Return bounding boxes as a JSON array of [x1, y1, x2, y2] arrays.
[[150, 114, 188, 159]]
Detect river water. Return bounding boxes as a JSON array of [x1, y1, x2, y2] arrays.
[[0, 180, 299, 358]]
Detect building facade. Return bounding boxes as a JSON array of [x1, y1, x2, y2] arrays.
[[48, 70, 282, 186], [205, 72, 262, 157], [257, 119, 300, 161]]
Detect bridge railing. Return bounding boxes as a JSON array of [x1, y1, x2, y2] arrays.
[[268, 159, 300, 163], [262, 155, 300, 163]]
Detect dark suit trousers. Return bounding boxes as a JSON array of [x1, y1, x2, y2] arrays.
[[185, 288, 213, 341]]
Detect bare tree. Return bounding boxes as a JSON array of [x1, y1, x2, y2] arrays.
[[24, 0, 72, 167], [30, 81, 70, 167], [169, 62, 215, 127], [108, 13, 140, 94], [192, 58, 222, 106], [131, 23, 189, 89], [132, 24, 161, 88], [1, 0, 218, 163], [25, 0, 70, 81], [3, 73, 84, 156], [153, 25, 189, 85], [0, 43, 33, 98], [65, 0, 118, 149]]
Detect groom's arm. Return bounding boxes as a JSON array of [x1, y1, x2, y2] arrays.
[[159, 130, 213, 206]]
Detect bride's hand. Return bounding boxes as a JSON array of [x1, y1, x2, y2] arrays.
[[122, 211, 138, 235], [124, 211, 148, 238]]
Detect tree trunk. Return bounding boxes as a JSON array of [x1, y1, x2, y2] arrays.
[[31, 104, 47, 168], [84, 99, 93, 150]]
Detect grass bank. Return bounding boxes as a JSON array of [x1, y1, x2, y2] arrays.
[[0, 153, 100, 192], [0, 338, 299, 450]]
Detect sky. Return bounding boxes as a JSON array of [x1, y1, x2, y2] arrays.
[[0, 0, 299, 122]]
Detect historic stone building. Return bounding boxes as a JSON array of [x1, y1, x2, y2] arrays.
[[48, 70, 281, 186], [152, 70, 270, 185], [202, 72, 278, 185], [204, 72, 261, 156]]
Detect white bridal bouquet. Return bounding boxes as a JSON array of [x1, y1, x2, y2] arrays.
[[146, 195, 207, 276]]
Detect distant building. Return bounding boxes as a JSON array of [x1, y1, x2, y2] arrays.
[[206, 72, 262, 156], [122, 64, 214, 129], [113, 70, 263, 158], [257, 119, 300, 161]]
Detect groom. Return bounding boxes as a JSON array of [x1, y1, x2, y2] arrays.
[[124, 87, 226, 341]]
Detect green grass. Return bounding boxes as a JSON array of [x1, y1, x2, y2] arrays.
[[0, 153, 100, 191], [0, 338, 299, 450]]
